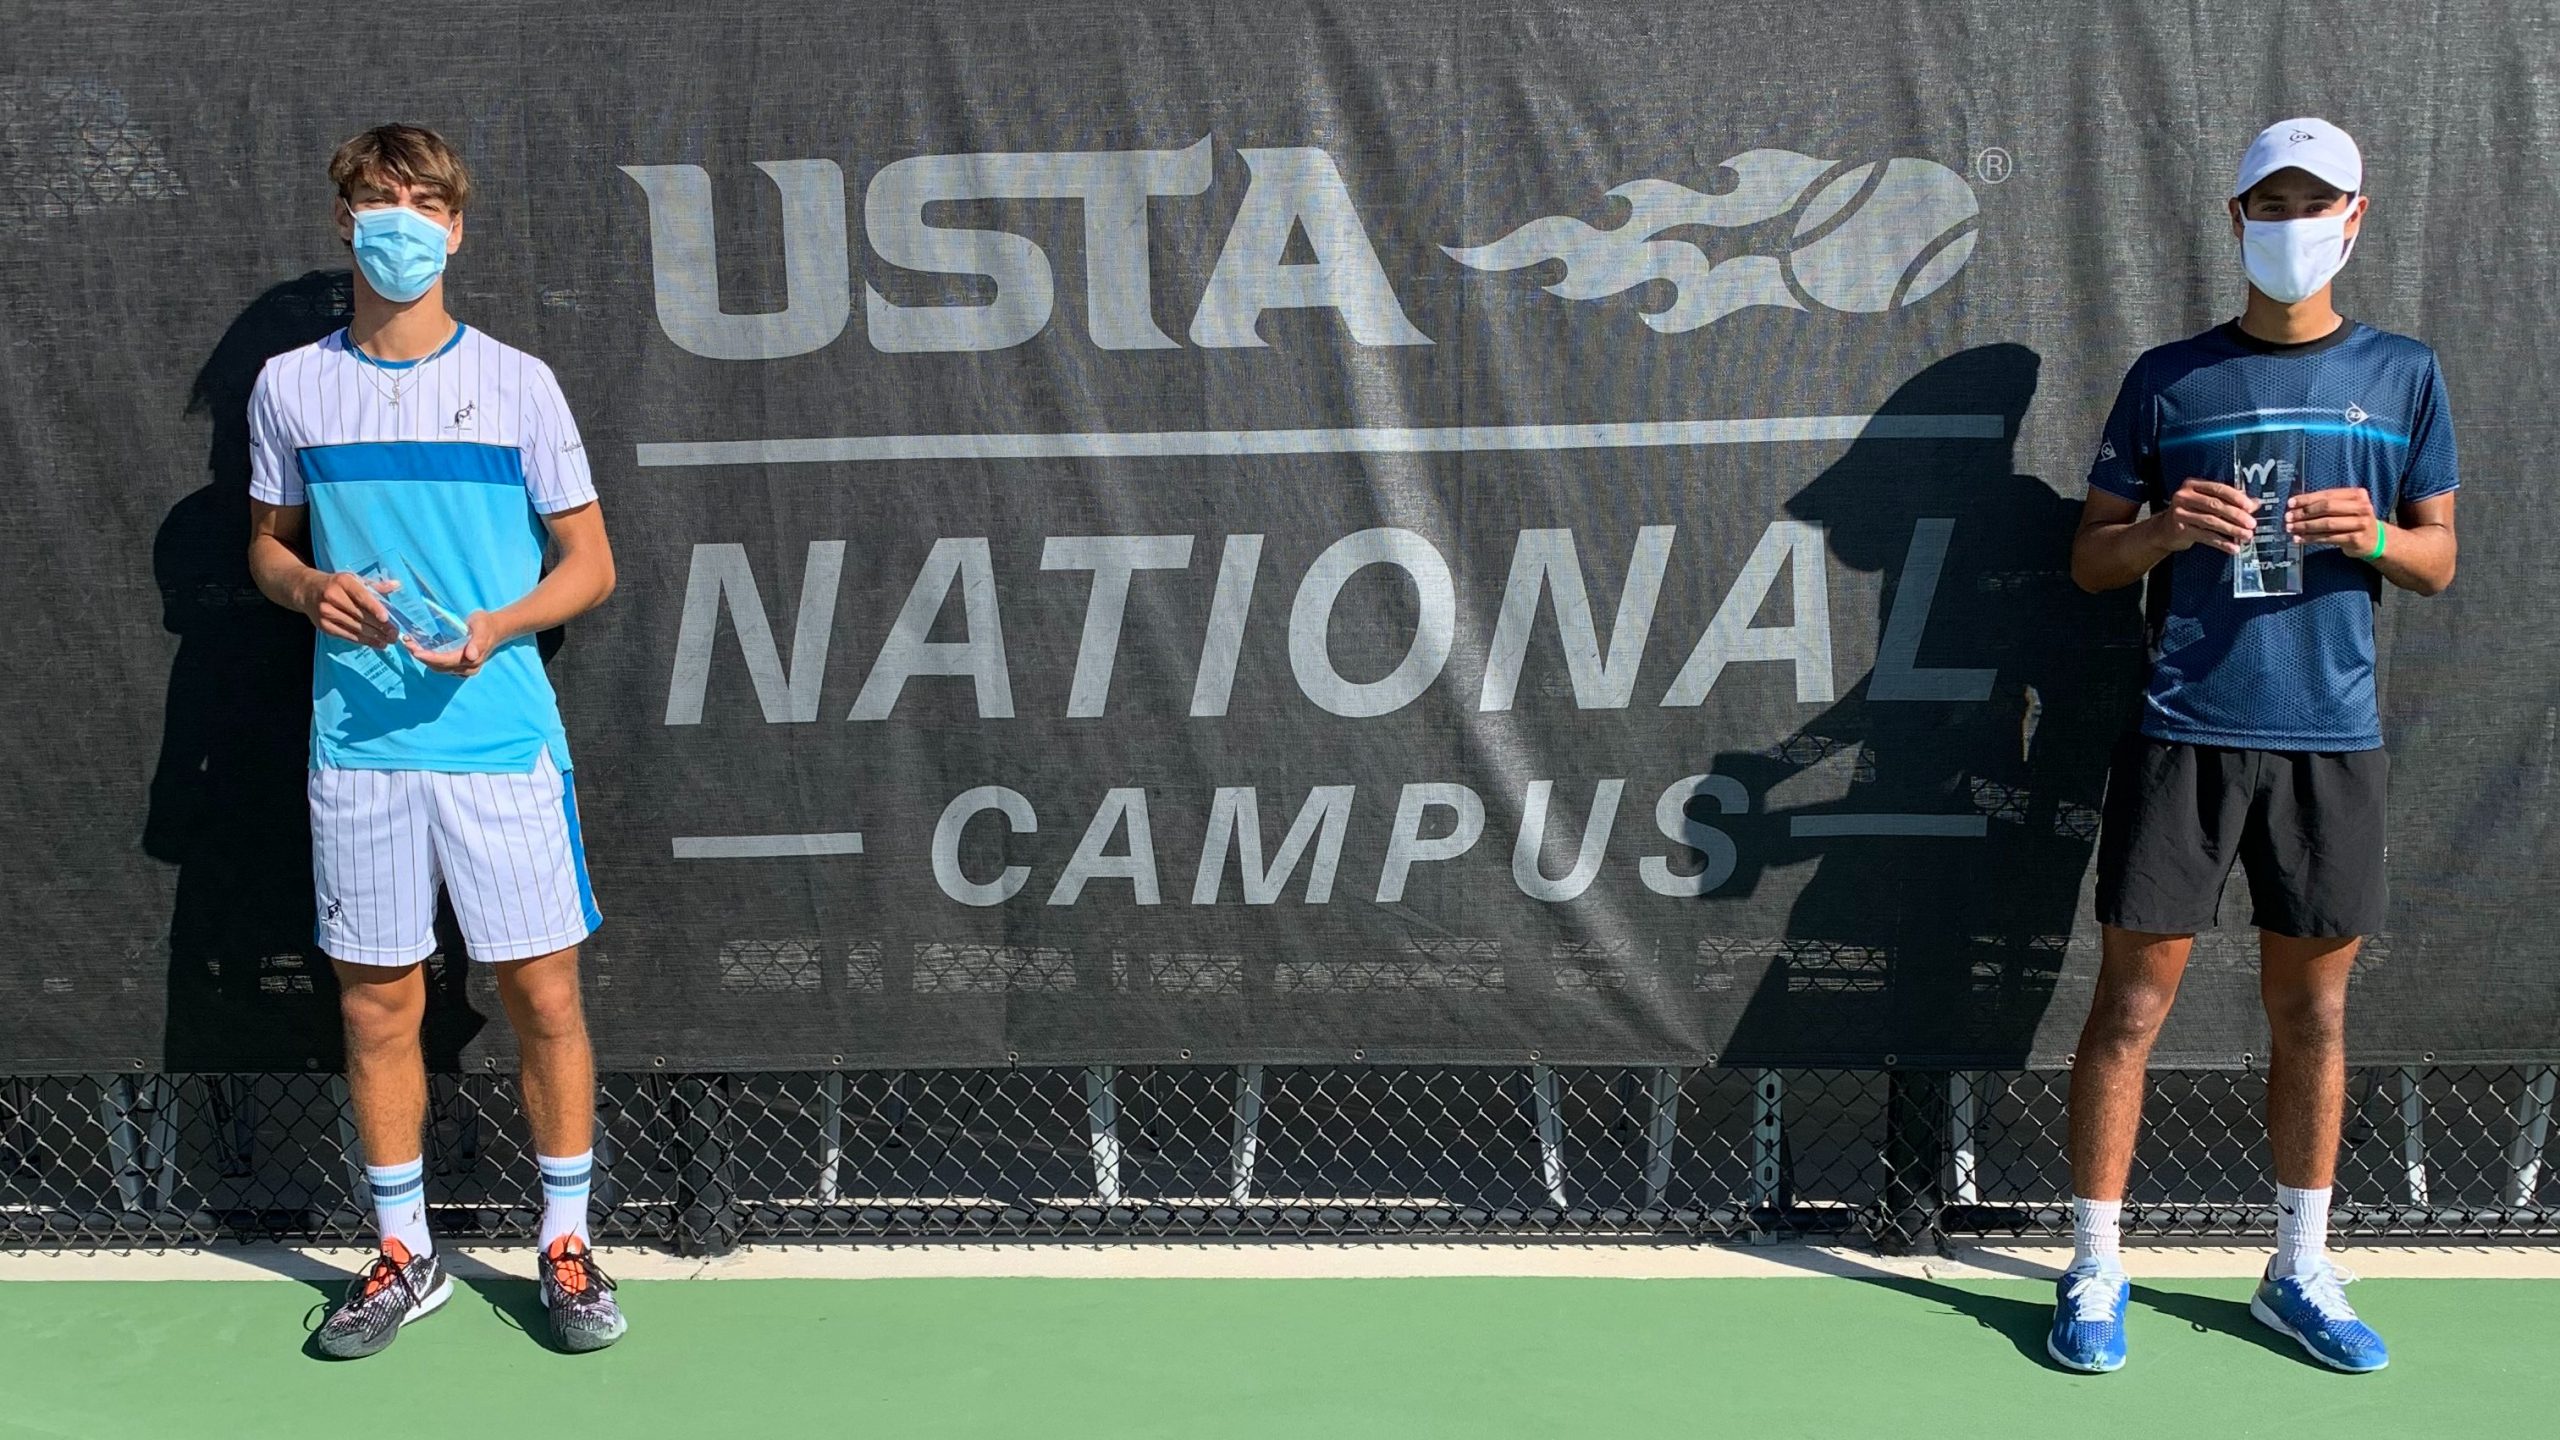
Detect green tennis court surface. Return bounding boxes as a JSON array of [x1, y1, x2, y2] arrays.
[[1, 1274, 2545, 1439]]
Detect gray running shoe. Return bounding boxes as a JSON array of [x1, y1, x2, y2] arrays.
[[315, 1239, 450, 1359], [539, 1236, 627, 1353]]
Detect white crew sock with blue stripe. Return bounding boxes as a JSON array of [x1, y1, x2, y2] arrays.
[[366, 1157, 432, 1259], [537, 1151, 593, 1251]]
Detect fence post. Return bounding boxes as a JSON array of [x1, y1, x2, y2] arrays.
[[1643, 1067, 1682, 1211], [140, 1076, 179, 1213], [93, 1075, 145, 1213], [816, 1072, 846, 1205], [2397, 1067, 2430, 1208], [1229, 1064, 1265, 1204], [1531, 1064, 1569, 1212], [2505, 1066, 2557, 1209], [672, 1074, 742, 1255], [1086, 1065, 1124, 1207], [1749, 1070, 1787, 1216], [1946, 1071, 1980, 1206]]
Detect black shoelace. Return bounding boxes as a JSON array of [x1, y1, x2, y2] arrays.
[[547, 1246, 618, 1302], [345, 1251, 420, 1318]]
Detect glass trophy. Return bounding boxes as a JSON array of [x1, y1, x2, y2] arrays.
[[2231, 428, 2306, 599], [354, 553, 470, 652]]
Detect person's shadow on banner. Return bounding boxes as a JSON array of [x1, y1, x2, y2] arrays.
[[1703, 344, 2145, 1239], [148, 271, 488, 1071]]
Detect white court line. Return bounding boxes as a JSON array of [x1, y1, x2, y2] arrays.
[[672, 832, 865, 859], [634, 413, 2006, 468], [7, 1242, 2555, 1283]]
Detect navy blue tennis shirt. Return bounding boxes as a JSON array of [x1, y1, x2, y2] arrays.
[[2088, 320, 2459, 751]]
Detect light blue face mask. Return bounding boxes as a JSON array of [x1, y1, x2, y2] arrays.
[[349, 205, 451, 302]]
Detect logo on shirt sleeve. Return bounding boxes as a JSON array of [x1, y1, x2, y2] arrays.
[[2094, 437, 2119, 465]]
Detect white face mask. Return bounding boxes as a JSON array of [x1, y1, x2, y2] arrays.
[[2240, 210, 2356, 304]]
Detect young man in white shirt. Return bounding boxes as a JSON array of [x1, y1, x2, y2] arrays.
[[246, 123, 625, 1357]]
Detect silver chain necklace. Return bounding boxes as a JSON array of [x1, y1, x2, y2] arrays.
[[351, 325, 458, 408]]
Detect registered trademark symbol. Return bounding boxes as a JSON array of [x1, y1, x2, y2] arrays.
[[1974, 147, 2013, 184]]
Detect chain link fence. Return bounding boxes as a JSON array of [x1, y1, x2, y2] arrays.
[[3, 1065, 2552, 1253]]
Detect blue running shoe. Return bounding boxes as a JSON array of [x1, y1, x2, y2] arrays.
[[2251, 1262, 2388, 1372], [2047, 1261, 2130, 1373]]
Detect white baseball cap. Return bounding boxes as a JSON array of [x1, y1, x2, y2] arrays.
[[2232, 117, 2363, 198]]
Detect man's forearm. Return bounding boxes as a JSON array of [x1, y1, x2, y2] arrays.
[[2072, 512, 2176, 593], [249, 532, 324, 616], [488, 549, 615, 643], [2369, 520, 2455, 596]]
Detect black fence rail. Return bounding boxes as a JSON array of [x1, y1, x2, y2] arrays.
[[3, 1066, 2552, 1253]]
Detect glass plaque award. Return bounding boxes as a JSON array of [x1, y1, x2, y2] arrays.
[[354, 553, 470, 652], [2232, 428, 2306, 599]]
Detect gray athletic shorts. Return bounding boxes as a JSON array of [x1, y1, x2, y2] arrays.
[[2093, 735, 2387, 939]]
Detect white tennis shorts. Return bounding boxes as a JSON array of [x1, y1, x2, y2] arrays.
[[309, 750, 602, 966]]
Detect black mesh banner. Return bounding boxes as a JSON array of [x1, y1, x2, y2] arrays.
[[4, 0, 2554, 1071]]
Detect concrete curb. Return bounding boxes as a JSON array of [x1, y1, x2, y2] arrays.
[[5, 1239, 2557, 1283]]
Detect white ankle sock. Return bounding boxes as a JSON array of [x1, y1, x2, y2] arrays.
[[2071, 1196, 2123, 1272], [365, 1157, 432, 1259], [537, 1150, 593, 1251], [2272, 1184, 2331, 1278]]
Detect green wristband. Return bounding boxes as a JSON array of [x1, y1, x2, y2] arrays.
[[2364, 526, 2387, 563]]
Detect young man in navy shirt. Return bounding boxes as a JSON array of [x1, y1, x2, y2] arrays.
[[2052, 118, 2459, 1374]]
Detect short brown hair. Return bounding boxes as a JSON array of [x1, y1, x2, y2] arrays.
[[328, 124, 472, 213]]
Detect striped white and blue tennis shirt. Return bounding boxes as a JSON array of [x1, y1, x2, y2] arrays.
[[247, 324, 597, 774]]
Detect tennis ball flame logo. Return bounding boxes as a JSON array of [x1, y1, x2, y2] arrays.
[[1443, 149, 1979, 331]]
